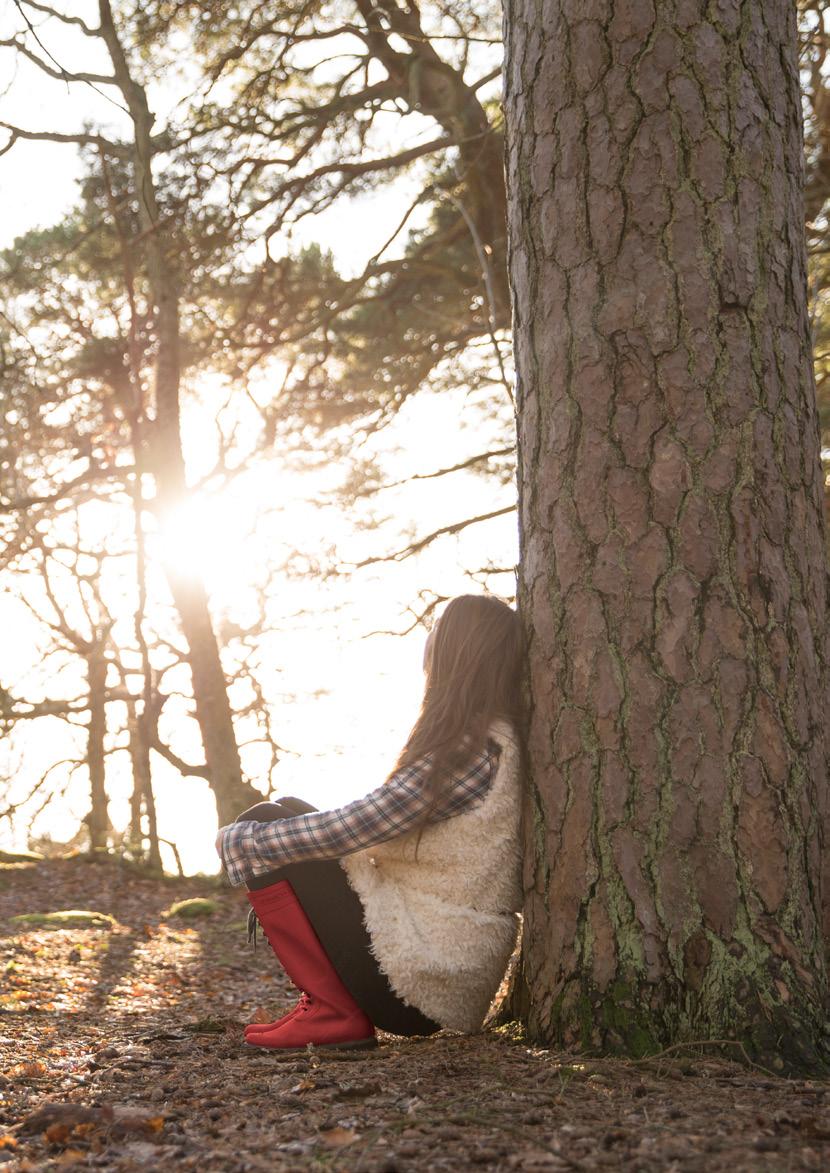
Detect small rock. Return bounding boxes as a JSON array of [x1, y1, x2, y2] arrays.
[[602, 1129, 630, 1149], [117, 1142, 162, 1164], [753, 1137, 781, 1152], [335, 1080, 382, 1099], [433, 1125, 462, 1140], [276, 1094, 305, 1108], [277, 1141, 312, 1155]]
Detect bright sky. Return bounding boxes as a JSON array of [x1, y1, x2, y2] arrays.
[[0, 4, 516, 874]]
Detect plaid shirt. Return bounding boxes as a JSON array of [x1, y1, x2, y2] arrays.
[[216, 741, 498, 887]]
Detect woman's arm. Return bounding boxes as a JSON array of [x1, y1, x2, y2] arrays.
[[216, 743, 496, 887]]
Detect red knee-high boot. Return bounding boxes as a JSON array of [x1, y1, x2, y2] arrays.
[[243, 879, 376, 1050], [244, 907, 306, 1039]]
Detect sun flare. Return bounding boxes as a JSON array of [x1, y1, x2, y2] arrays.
[[157, 492, 258, 596]]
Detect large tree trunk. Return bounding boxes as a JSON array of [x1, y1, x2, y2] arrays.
[[504, 0, 830, 1071], [99, 1, 259, 829]]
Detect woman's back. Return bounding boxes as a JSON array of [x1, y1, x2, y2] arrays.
[[341, 717, 523, 1032]]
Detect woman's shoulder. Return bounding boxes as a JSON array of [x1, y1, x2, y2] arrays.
[[486, 717, 519, 749]]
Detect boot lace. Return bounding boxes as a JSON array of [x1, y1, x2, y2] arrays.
[[246, 912, 312, 1013], [247, 906, 259, 950]]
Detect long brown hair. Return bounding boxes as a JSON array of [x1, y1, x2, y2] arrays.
[[390, 594, 523, 806]]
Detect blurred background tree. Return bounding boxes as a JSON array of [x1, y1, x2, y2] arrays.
[[801, 0, 830, 540]]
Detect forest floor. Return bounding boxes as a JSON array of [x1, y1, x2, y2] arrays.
[[0, 858, 829, 1172]]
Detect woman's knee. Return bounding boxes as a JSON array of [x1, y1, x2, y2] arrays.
[[275, 796, 318, 817], [234, 796, 318, 824], [234, 801, 284, 824]]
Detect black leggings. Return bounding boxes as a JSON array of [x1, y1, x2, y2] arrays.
[[235, 798, 441, 1037]]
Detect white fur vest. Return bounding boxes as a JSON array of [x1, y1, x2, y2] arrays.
[[340, 719, 523, 1032]]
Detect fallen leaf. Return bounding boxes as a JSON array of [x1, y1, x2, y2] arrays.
[[56, 1150, 87, 1166], [251, 1006, 273, 1024], [45, 1123, 73, 1145], [109, 1108, 165, 1134], [23, 1101, 165, 1143], [21, 1103, 111, 1137], [319, 1126, 360, 1148], [291, 1078, 316, 1093], [0, 1136, 18, 1150], [6, 1061, 47, 1079]]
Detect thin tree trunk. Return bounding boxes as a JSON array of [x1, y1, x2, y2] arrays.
[[98, 0, 259, 828], [86, 647, 108, 852], [128, 732, 142, 851], [126, 700, 162, 870], [504, 0, 830, 1071]]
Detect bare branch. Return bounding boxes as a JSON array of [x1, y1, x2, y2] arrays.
[[258, 132, 479, 214], [471, 66, 501, 91], [148, 734, 210, 780], [0, 463, 131, 514], [0, 693, 88, 720], [0, 121, 127, 158], [159, 836, 184, 876], [362, 590, 451, 637], [0, 36, 116, 84], [351, 505, 516, 567], [18, 1, 99, 36], [385, 447, 514, 489], [0, 757, 81, 822]]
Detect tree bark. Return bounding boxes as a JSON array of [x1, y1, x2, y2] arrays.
[[127, 700, 163, 871], [504, 0, 830, 1071], [98, 0, 259, 828], [86, 647, 109, 852]]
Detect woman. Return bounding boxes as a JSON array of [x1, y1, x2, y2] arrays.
[[215, 593, 524, 1050]]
